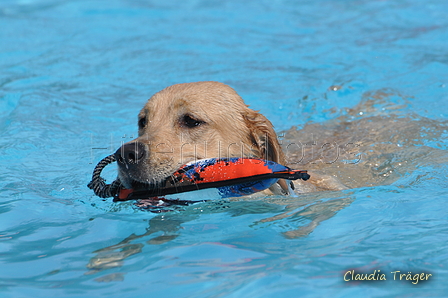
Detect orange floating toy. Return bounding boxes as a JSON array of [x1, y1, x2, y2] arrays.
[[114, 157, 310, 201]]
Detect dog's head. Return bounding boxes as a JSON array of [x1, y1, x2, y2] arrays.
[[115, 81, 284, 189]]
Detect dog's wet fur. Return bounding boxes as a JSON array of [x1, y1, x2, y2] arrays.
[[88, 81, 447, 273], [115, 81, 351, 195]]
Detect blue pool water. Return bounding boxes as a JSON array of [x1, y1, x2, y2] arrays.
[[1, 0, 448, 297]]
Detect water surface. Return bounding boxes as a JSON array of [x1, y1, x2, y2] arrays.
[[1, 0, 447, 297]]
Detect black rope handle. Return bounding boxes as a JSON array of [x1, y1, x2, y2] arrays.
[[87, 154, 122, 198]]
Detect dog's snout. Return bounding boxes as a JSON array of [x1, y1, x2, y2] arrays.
[[115, 142, 146, 165]]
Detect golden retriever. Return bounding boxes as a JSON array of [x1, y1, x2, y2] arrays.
[[88, 82, 448, 272], [115, 81, 346, 196]]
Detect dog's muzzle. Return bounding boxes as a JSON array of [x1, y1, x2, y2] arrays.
[[115, 141, 146, 171]]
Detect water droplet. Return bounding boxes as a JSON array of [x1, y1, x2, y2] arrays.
[[329, 85, 342, 91]]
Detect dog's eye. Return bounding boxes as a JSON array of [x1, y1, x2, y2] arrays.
[[138, 116, 147, 129], [181, 114, 205, 128]]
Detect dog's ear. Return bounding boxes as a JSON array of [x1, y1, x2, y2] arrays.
[[243, 109, 285, 165], [243, 109, 292, 195]]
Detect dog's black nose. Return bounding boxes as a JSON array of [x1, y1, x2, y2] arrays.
[[115, 142, 146, 165]]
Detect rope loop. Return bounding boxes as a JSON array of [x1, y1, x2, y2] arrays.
[[87, 154, 122, 198]]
